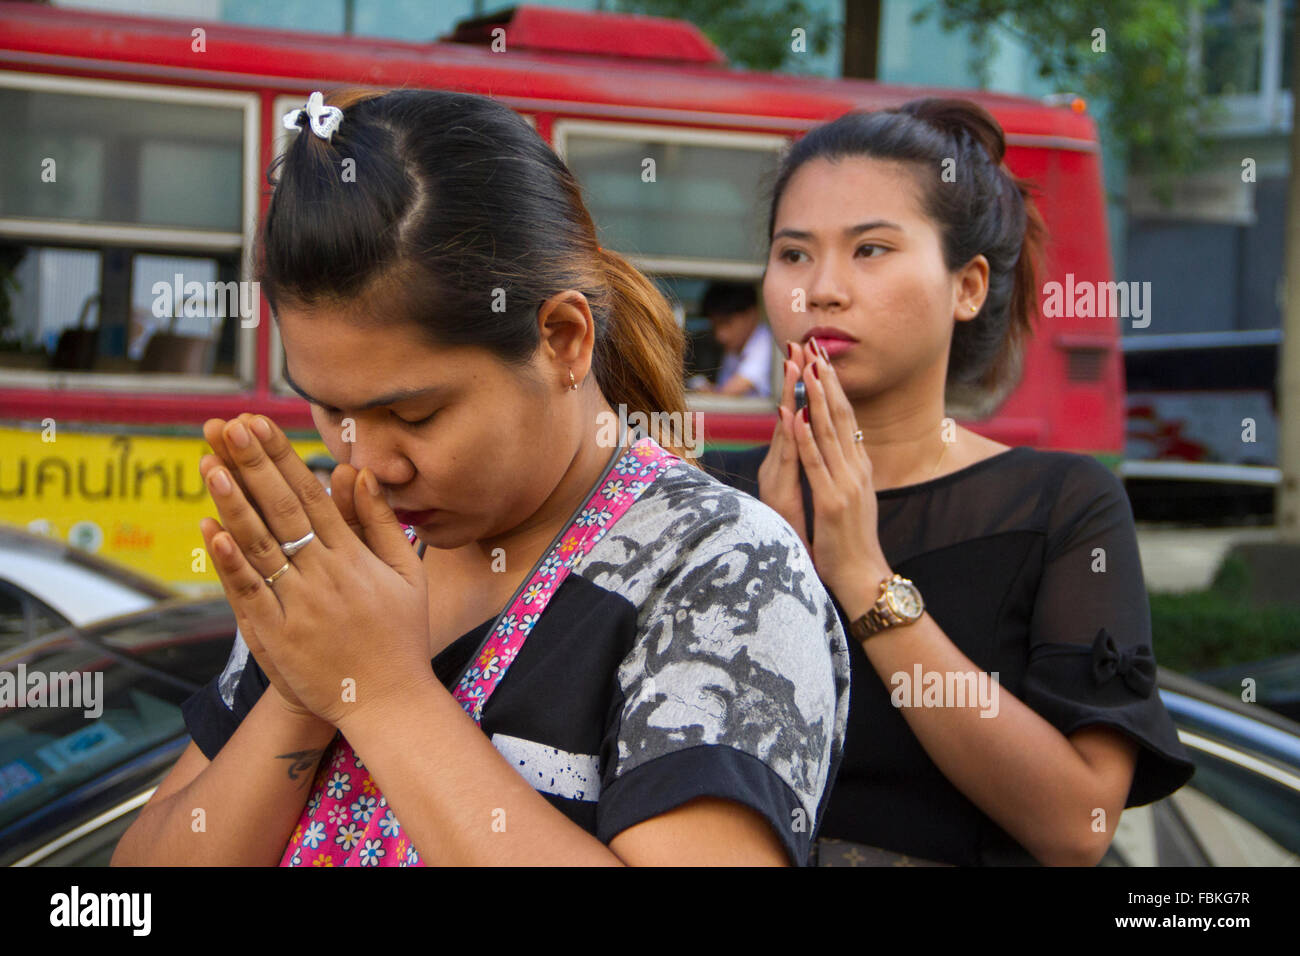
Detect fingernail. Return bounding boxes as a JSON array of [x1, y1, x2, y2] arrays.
[[214, 535, 232, 558], [250, 416, 271, 441], [812, 362, 821, 380], [809, 336, 820, 358], [786, 341, 793, 360], [801, 405, 810, 423], [210, 469, 231, 495], [228, 422, 250, 448], [363, 469, 380, 497]]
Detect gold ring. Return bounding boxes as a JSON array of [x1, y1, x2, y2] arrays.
[[264, 561, 291, 587]]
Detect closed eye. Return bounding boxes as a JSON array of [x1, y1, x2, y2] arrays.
[[394, 410, 436, 427]]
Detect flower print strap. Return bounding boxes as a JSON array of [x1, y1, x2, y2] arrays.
[[452, 437, 680, 724]]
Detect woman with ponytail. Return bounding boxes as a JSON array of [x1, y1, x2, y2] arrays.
[[112, 89, 849, 867], [704, 98, 1193, 866]]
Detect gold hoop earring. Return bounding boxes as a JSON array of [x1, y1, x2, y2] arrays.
[[568, 369, 579, 391]]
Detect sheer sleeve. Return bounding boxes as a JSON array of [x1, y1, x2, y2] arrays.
[[1020, 455, 1195, 806]]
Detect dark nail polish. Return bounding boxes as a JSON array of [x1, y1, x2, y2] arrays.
[[786, 342, 793, 360], [812, 362, 820, 379], [801, 405, 810, 423]]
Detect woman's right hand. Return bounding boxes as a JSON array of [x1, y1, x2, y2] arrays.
[[757, 341, 812, 552], [199, 415, 362, 722]]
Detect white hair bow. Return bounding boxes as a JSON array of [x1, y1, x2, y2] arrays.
[[282, 91, 344, 142]]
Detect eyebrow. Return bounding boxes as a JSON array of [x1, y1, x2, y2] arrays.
[[283, 365, 447, 411], [772, 220, 904, 243]]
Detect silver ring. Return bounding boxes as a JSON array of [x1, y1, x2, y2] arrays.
[[852, 429, 864, 444], [264, 562, 291, 587], [280, 531, 316, 557]]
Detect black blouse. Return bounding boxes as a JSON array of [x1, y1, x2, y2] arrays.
[[702, 444, 1196, 866]]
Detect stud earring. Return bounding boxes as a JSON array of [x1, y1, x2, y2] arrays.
[[568, 369, 579, 390]]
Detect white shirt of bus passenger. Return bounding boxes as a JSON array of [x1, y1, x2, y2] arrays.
[[717, 322, 774, 398]]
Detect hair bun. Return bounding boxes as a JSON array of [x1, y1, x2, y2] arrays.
[[901, 98, 1007, 166]]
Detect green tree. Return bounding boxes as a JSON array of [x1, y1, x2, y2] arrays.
[[614, 0, 838, 73], [916, 0, 1218, 199]]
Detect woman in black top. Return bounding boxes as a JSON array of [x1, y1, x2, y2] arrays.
[[703, 98, 1194, 866]]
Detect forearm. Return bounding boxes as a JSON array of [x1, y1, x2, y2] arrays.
[[841, 579, 1116, 865], [112, 693, 339, 866], [338, 675, 624, 866]]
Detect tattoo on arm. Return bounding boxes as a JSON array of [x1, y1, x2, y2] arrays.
[[276, 748, 327, 790]]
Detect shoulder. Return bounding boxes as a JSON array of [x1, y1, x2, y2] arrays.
[[584, 458, 850, 824], [1016, 450, 1133, 555], [582, 456, 817, 600], [578, 457, 848, 696]]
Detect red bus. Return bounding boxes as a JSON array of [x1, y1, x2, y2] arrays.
[[0, 2, 1122, 585]]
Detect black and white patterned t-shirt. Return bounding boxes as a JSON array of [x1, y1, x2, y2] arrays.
[[182, 448, 852, 865]]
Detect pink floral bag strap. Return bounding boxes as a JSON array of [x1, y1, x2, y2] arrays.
[[280, 436, 679, 866]]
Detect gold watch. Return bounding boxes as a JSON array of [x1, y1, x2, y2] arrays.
[[848, 573, 925, 641]]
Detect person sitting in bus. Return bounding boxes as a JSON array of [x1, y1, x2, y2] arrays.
[[703, 98, 1194, 866], [691, 281, 774, 398], [111, 88, 849, 868]]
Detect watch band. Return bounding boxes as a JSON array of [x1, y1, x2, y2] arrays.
[[849, 573, 921, 642]]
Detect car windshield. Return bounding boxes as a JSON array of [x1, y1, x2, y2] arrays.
[[0, 605, 231, 833]]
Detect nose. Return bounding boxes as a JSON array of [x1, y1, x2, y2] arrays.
[[804, 254, 850, 314], [344, 421, 417, 490]]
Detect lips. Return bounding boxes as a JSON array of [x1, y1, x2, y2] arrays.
[[803, 326, 860, 359], [393, 508, 438, 526]]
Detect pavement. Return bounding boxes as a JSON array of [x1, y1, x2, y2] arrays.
[[1136, 525, 1284, 594]]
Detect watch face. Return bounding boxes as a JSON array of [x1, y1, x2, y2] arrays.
[[886, 580, 923, 619]]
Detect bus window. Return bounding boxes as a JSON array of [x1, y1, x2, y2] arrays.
[[553, 121, 785, 272], [650, 274, 779, 406], [0, 75, 257, 387]]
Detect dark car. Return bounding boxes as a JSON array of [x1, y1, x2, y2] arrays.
[[0, 597, 234, 866]]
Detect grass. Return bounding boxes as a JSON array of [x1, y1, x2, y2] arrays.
[[1149, 554, 1300, 673]]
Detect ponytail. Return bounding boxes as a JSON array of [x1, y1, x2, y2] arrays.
[[593, 246, 700, 467]]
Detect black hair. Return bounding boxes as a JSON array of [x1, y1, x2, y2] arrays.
[[700, 281, 758, 319], [261, 88, 697, 462]]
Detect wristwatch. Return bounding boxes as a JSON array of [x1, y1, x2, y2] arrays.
[[848, 573, 925, 641]]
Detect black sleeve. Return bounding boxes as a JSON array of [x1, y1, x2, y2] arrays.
[[1020, 455, 1195, 806], [180, 625, 271, 760]]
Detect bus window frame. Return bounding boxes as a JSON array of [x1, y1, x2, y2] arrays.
[[552, 120, 787, 405], [0, 70, 262, 391], [551, 119, 787, 281]]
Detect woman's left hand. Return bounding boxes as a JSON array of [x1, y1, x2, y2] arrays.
[[787, 342, 894, 618], [198, 413, 434, 728]]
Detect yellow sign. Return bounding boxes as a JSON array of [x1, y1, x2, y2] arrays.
[[0, 425, 331, 587]]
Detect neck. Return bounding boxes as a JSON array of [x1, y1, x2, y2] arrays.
[[470, 397, 622, 568], [848, 363, 953, 491]]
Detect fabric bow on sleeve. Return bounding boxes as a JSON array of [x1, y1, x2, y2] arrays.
[[1090, 627, 1156, 698]]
